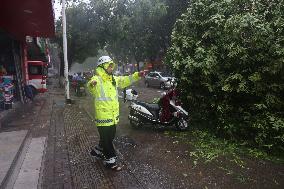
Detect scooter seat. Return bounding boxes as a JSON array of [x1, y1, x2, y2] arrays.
[[136, 101, 160, 111]]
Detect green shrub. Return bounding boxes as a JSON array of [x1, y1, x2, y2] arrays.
[[166, 0, 284, 151]]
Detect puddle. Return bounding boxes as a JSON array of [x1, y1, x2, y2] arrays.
[[115, 136, 137, 147]]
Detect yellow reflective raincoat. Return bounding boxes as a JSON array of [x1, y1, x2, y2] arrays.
[[87, 66, 140, 126]]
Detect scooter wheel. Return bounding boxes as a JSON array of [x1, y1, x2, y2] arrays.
[[176, 117, 188, 131]]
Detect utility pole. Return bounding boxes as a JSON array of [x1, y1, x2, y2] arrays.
[[62, 0, 71, 103]]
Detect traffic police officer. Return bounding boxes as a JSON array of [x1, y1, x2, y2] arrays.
[[87, 56, 144, 171]]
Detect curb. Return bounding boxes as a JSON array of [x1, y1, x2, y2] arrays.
[[0, 130, 31, 189]]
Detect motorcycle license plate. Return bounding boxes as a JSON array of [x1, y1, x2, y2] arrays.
[[80, 87, 84, 90]]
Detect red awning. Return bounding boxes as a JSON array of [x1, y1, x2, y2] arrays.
[[0, 0, 55, 39]]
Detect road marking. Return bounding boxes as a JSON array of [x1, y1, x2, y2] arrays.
[[13, 137, 46, 189]]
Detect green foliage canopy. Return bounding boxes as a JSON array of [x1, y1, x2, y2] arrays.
[[55, 0, 188, 66], [166, 0, 284, 151]]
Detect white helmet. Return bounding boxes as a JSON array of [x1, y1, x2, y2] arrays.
[[97, 56, 112, 67]]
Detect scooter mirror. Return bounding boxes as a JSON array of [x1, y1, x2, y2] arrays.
[[131, 89, 138, 95]]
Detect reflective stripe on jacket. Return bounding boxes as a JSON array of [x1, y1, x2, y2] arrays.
[[87, 68, 140, 126]]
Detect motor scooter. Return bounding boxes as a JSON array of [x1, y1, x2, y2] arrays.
[[124, 80, 189, 131]]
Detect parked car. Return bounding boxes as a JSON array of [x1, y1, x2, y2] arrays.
[[144, 71, 175, 89]]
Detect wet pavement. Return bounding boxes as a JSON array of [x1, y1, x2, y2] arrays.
[[0, 77, 283, 189], [72, 79, 284, 189]]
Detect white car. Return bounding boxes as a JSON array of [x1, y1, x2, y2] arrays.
[[144, 71, 175, 89]]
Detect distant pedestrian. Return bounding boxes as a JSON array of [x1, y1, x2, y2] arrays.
[[73, 72, 84, 81], [24, 85, 34, 101], [87, 56, 144, 171]]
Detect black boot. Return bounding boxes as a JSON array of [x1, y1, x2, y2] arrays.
[[90, 146, 104, 160]]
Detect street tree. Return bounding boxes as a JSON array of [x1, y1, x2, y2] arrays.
[[166, 0, 284, 151], [55, 0, 189, 69]]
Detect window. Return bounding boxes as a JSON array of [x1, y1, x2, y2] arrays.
[[148, 72, 154, 77], [28, 65, 47, 75], [153, 73, 160, 78], [160, 72, 171, 77]]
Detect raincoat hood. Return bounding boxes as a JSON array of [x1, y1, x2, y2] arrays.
[[95, 62, 116, 82]]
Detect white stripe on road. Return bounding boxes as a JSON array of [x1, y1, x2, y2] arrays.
[[13, 137, 46, 189]]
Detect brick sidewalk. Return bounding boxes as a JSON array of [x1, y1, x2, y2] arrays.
[[41, 95, 73, 189], [41, 80, 144, 189]]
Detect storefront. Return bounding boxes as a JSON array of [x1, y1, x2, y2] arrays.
[[0, 0, 55, 110], [0, 31, 26, 110]]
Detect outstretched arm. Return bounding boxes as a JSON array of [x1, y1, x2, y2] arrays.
[[115, 71, 145, 89]]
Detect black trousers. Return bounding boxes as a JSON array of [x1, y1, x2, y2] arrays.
[[97, 125, 116, 159]]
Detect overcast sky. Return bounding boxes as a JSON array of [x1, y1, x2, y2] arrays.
[[53, 0, 62, 20], [53, 0, 91, 20]]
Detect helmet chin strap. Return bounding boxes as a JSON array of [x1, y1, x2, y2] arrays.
[[98, 65, 110, 75]]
